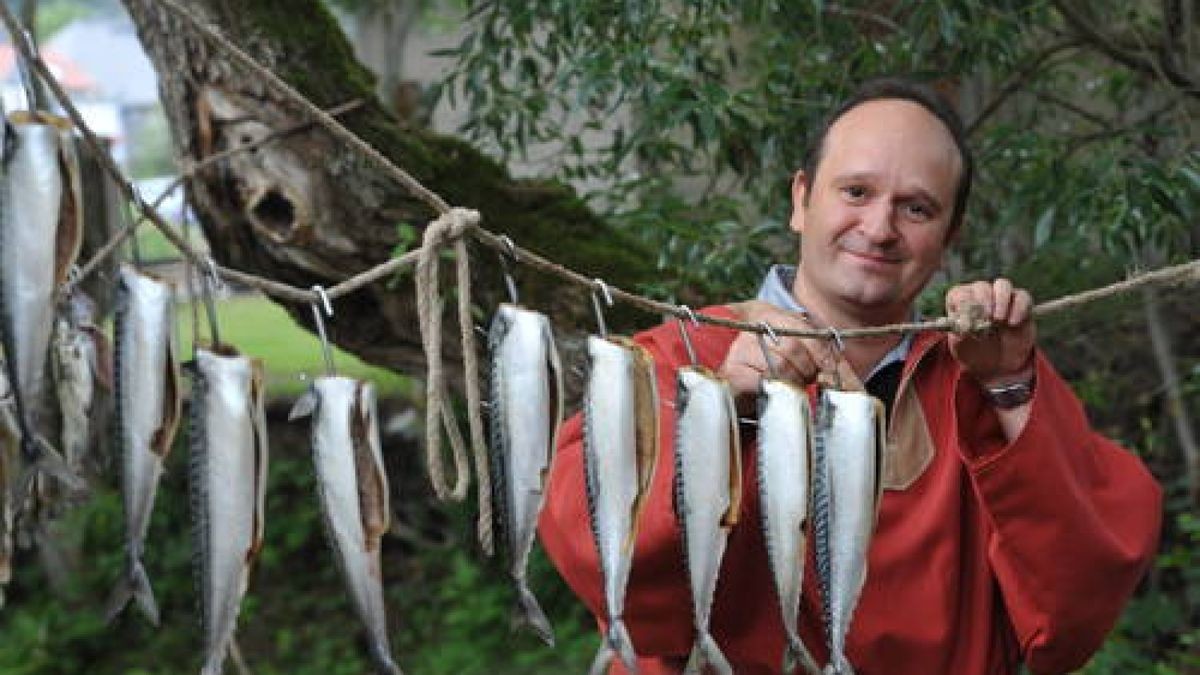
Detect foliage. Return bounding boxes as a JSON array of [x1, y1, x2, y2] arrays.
[[439, 0, 1197, 300], [435, 0, 1200, 669]]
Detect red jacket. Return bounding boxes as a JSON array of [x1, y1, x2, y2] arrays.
[[538, 305, 1162, 674]]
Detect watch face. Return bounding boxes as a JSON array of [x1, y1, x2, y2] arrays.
[[985, 381, 1034, 409]]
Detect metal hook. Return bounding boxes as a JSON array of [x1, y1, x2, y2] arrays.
[[827, 325, 845, 353], [676, 317, 699, 366], [497, 235, 520, 304], [590, 278, 613, 338], [756, 322, 780, 381], [197, 257, 222, 348], [679, 304, 700, 326], [310, 285, 336, 376], [676, 305, 701, 365]]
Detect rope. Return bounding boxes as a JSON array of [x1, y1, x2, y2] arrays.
[[5, 0, 1200, 527], [149, 0, 451, 216], [457, 234, 494, 555], [415, 209, 481, 502]]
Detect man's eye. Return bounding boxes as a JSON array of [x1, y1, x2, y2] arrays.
[[904, 203, 933, 220], [842, 186, 868, 201]]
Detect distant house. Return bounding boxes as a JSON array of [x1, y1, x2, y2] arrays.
[[45, 15, 162, 167]]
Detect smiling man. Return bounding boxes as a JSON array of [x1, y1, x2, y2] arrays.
[[538, 77, 1162, 674]]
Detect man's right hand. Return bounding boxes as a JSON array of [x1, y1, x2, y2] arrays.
[[719, 301, 823, 413]]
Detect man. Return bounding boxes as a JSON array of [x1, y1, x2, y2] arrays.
[[538, 78, 1162, 674]]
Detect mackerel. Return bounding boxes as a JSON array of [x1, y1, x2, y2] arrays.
[[757, 378, 821, 675], [105, 266, 180, 625], [52, 289, 109, 473], [673, 365, 741, 675], [189, 346, 268, 675], [290, 377, 403, 675], [0, 112, 80, 493], [583, 335, 659, 675], [0, 368, 16, 605], [485, 304, 563, 645], [812, 389, 885, 675]]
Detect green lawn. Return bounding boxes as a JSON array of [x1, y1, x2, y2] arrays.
[[175, 294, 413, 399]]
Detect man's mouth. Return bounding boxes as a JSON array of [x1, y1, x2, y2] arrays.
[[839, 244, 904, 265]]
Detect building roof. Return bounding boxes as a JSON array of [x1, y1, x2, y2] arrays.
[[46, 15, 158, 107]]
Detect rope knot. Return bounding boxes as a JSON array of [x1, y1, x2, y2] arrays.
[[949, 303, 993, 334]]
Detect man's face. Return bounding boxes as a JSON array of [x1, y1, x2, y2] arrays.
[[790, 98, 962, 324]]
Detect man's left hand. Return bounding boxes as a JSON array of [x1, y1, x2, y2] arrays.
[[945, 278, 1036, 387]]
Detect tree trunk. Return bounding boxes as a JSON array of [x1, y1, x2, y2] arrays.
[[118, 0, 665, 390], [1142, 287, 1200, 506]]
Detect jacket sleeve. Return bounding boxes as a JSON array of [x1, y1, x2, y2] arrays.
[[952, 351, 1163, 674], [537, 312, 742, 670]]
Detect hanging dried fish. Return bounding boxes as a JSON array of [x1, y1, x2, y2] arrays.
[[486, 303, 563, 645], [673, 365, 740, 675], [583, 335, 659, 675], [812, 389, 885, 675], [104, 266, 180, 625], [52, 289, 110, 474], [290, 377, 403, 675], [0, 366, 17, 606], [757, 378, 821, 675], [189, 346, 268, 675], [0, 112, 81, 494]]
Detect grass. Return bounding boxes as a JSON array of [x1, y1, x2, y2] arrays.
[[175, 294, 413, 399], [131, 222, 206, 263]]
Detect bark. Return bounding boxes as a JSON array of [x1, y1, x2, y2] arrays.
[[118, 0, 668, 390]]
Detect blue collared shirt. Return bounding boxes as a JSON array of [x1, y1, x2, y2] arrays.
[[754, 264, 913, 383]]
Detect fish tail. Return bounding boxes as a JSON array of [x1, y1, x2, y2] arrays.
[[822, 657, 856, 675], [588, 618, 639, 675], [784, 636, 822, 675], [611, 618, 638, 673], [512, 580, 555, 646], [15, 435, 82, 502], [103, 558, 160, 626], [367, 639, 405, 675], [686, 631, 732, 675], [587, 641, 615, 675]]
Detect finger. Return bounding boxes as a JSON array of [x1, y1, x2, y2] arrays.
[[992, 278, 1014, 323], [772, 338, 819, 384], [946, 280, 991, 316], [1009, 289, 1034, 326]]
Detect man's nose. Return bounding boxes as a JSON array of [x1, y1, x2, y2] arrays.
[[858, 202, 898, 243]]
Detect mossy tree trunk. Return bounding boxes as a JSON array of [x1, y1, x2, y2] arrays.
[[119, 0, 661, 388]]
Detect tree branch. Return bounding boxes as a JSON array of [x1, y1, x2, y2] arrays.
[[1053, 0, 1200, 97], [967, 38, 1081, 136]]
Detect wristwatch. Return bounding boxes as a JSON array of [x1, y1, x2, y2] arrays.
[[982, 373, 1036, 410]]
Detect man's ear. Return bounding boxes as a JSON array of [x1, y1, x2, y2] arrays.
[[788, 170, 809, 235], [945, 217, 965, 246]]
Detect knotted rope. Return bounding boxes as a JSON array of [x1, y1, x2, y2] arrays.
[[415, 208, 495, 553]]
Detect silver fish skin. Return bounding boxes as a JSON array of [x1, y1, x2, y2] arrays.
[[757, 378, 822, 675], [52, 292, 103, 473], [815, 390, 884, 675], [289, 377, 403, 675], [0, 117, 77, 491], [673, 366, 740, 675], [584, 335, 659, 675], [486, 303, 563, 646], [105, 266, 180, 626], [190, 347, 268, 675], [0, 367, 16, 606]]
